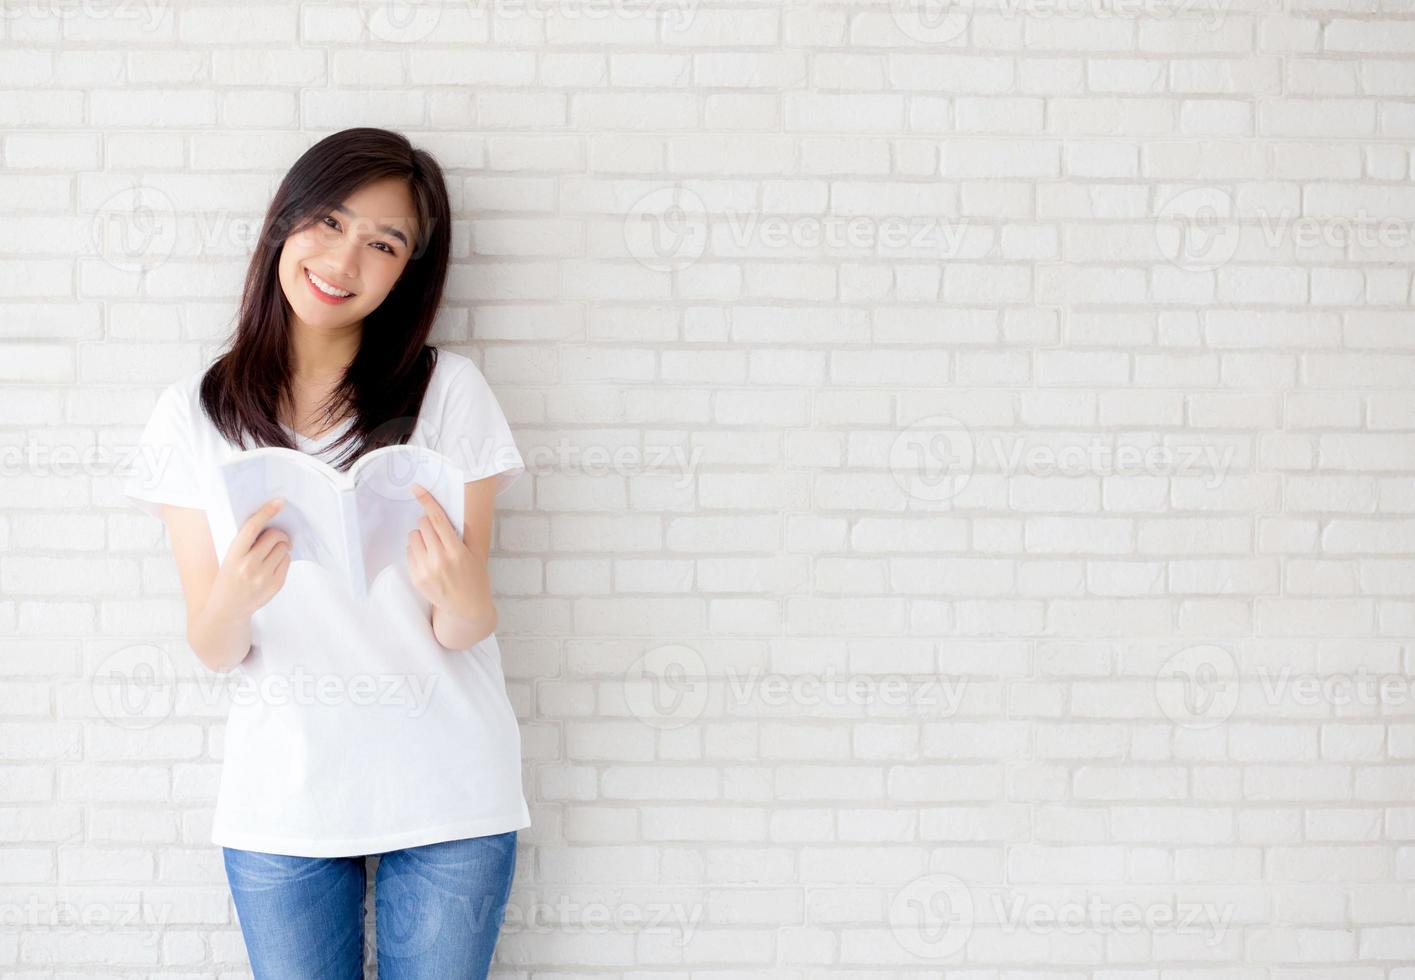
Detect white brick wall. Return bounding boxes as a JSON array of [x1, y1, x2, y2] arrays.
[[3, 0, 1415, 975]]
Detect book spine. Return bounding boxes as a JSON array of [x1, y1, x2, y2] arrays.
[[339, 488, 365, 600]]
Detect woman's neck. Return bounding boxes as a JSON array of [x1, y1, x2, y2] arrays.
[[288, 320, 360, 382]]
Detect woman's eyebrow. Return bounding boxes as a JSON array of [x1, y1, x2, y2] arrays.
[[331, 204, 410, 248]]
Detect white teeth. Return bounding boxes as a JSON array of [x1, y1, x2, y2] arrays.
[[306, 268, 352, 298]]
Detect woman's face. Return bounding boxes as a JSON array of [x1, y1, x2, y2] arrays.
[[278, 176, 419, 334]]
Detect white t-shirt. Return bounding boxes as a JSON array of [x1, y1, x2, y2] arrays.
[[123, 348, 531, 857]]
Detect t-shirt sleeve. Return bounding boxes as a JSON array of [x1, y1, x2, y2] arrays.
[[123, 384, 206, 519], [436, 358, 526, 496]]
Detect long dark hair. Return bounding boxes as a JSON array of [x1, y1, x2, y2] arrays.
[[199, 127, 451, 470]]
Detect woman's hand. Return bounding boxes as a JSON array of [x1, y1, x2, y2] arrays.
[[206, 497, 293, 621], [406, 483, 486, 624]]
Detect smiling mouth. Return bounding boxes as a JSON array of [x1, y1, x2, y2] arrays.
[[304, 266, 356, 300]]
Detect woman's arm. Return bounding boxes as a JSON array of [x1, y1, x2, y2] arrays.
[[163, 505, 254, 672], [161, 499, 291, 672], [418, 477, 501, 650]]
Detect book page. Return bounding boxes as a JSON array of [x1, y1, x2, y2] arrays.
[[352, 447, 465, 594], [220, 451, 348, 579]]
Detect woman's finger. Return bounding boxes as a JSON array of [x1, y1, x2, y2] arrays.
[[411, 483, 461, 551]]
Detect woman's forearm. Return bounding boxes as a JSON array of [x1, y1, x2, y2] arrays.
[[432, 603, 497, 651], [188, 601, 254, 673], [430, 553, 497, 650]]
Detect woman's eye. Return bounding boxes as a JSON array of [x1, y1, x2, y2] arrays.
[[314, 216, 392, 254]]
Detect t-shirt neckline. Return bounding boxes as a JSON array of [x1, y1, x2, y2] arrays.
[[281, 416, 354, 450]]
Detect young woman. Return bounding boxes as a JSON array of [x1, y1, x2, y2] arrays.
[[123, 128, 527, 978]]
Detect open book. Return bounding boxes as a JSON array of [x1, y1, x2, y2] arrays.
[[217, 444, 466, 600]]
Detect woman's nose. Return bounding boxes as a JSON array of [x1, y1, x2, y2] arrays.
[[328, 240, 361, 281]]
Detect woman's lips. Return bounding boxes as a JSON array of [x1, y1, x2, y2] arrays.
[[304, 266, 355, 305]]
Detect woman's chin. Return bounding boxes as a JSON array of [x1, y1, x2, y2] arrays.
[[289, 298, 361, 329]]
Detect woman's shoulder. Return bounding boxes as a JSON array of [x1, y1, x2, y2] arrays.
[[428, 346, 489, 395], [175, 364, 217, 415], [144, 365, 205, 421], [173, 364, 210, 398], [431, 346, 475, 379], [146, 363, 228, 442]]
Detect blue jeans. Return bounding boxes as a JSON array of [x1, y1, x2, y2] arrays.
[[222, 831, 517, 979]]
